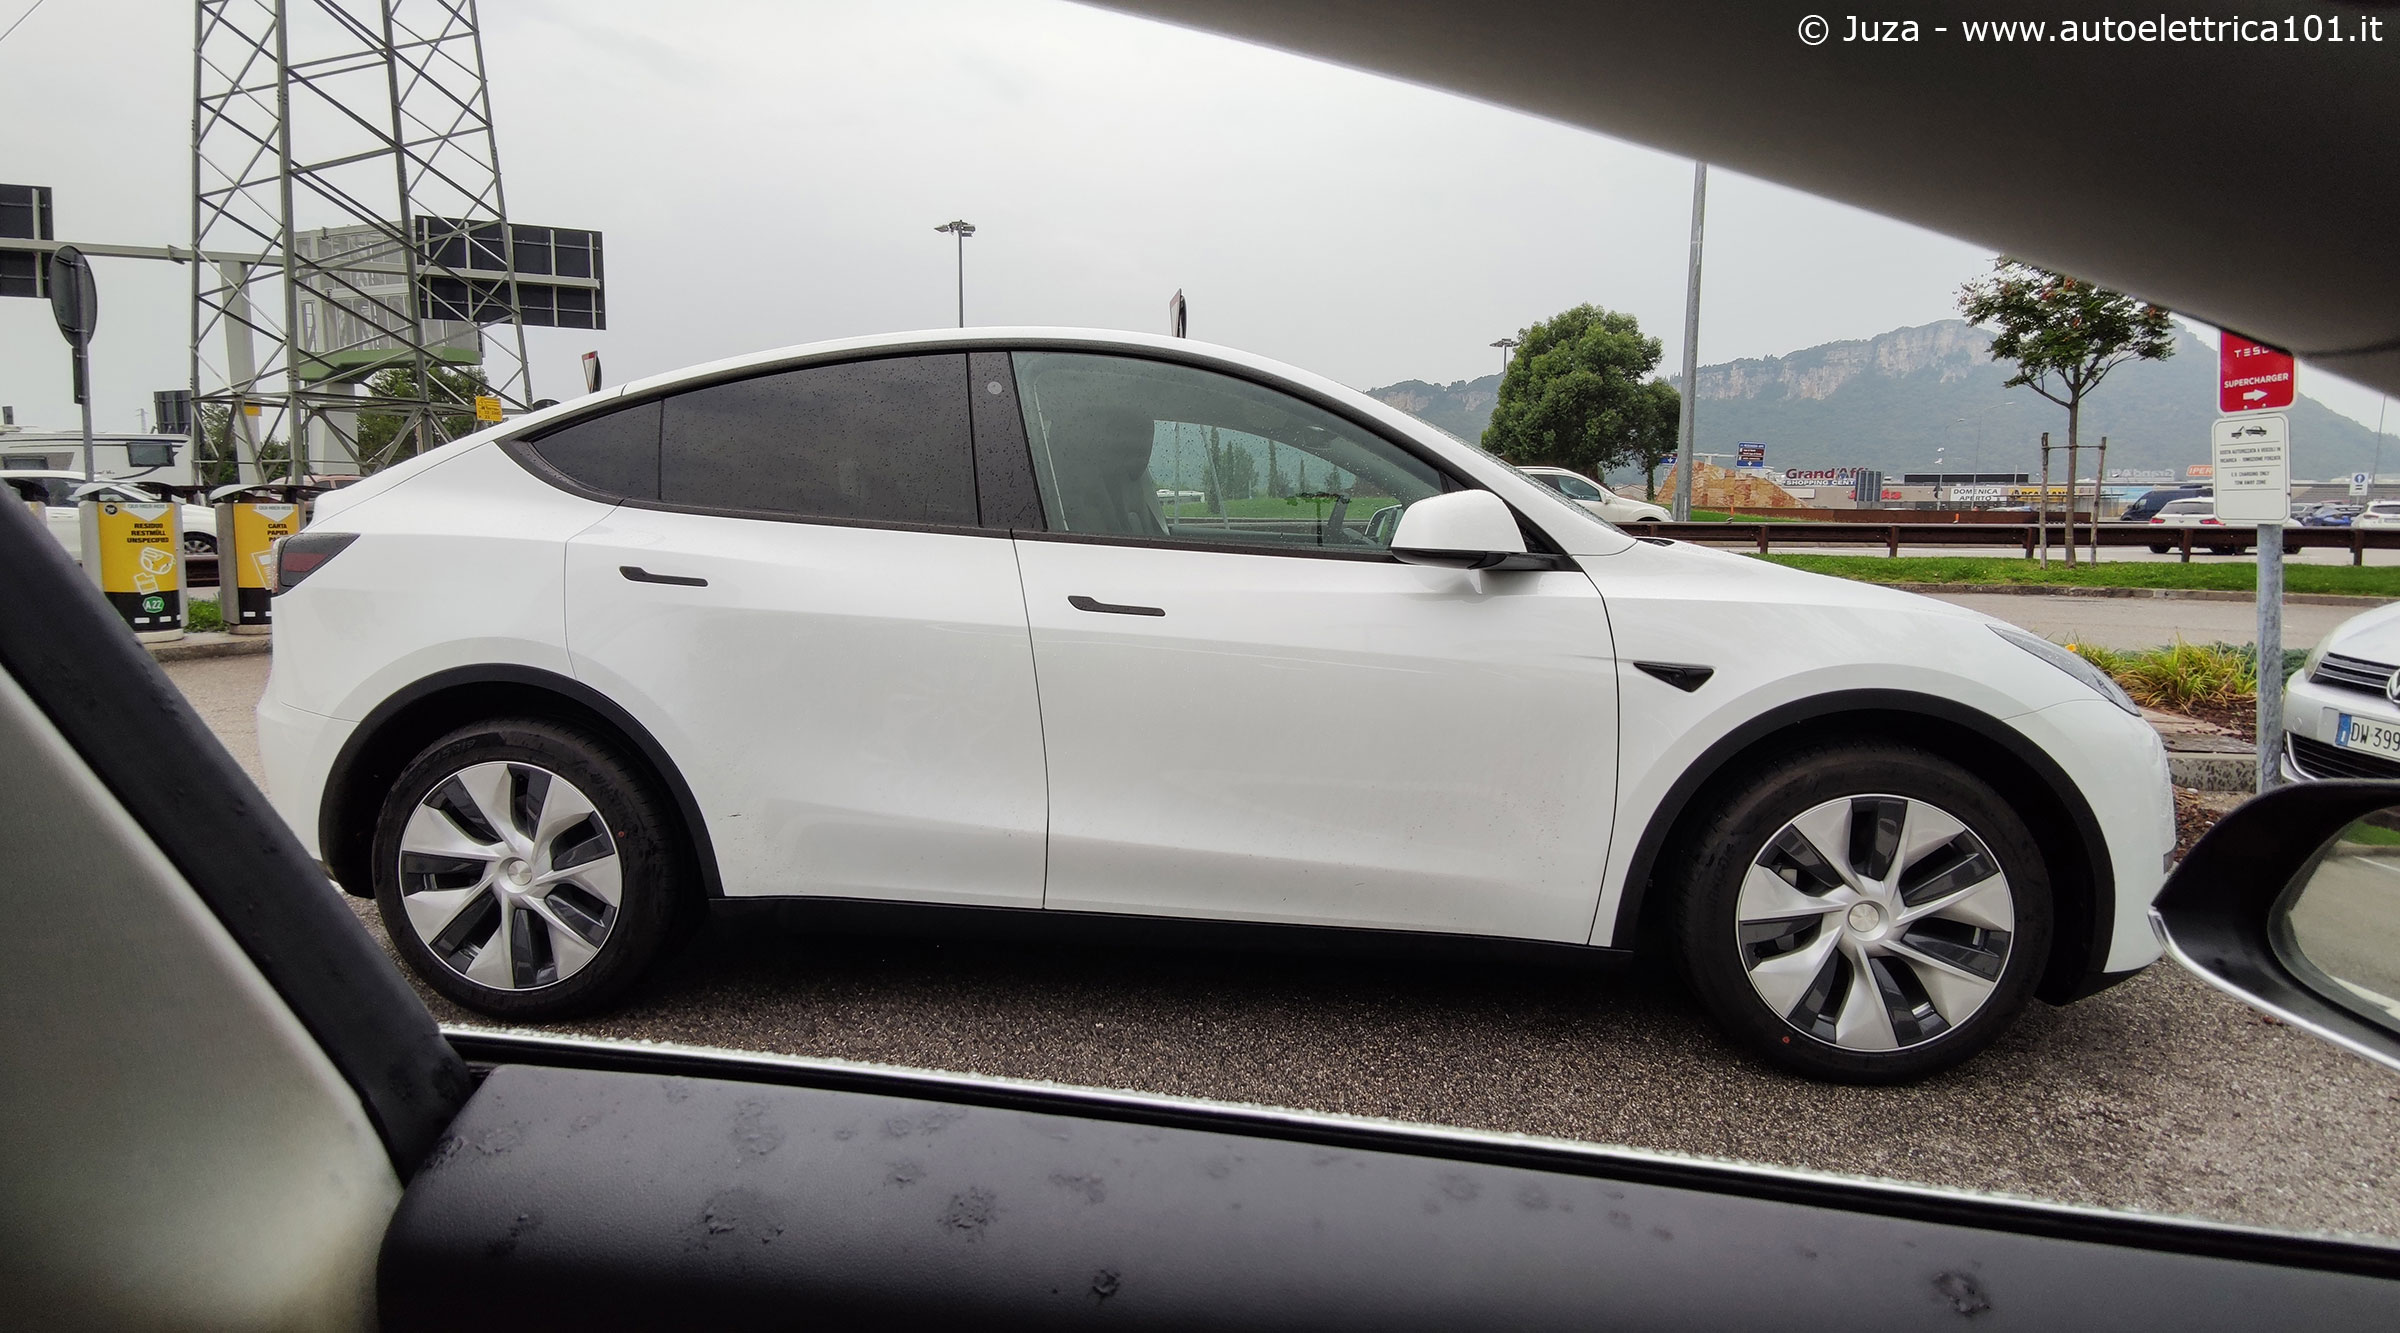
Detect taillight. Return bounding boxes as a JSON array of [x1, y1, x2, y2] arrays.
[[2148, 516, 2163, 523], [2201, 518, 2223, 525], [274, 531, 359, 594]]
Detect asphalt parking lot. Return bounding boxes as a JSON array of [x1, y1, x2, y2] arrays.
[[172, 651, 2400, 1243]]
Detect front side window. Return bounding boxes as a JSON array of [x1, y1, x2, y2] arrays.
[[1012, 352, 1443, 551], [660, 354, 976, 526], [1547, 473, 1607, 501]]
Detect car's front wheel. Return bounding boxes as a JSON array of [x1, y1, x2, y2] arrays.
[[1670, 743, 2052, 1082], [2148, 543, 2171, 554], [183, 532, 216, 555], [371, 717, 693, 1020]]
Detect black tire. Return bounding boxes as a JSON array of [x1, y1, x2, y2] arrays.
[[183, 532, 216, 555], [1668, 742, 2053, 1083], [2209, 545, 2242, 556], [371, 717, 695, 1020], [2148, 544, 2170, 554]]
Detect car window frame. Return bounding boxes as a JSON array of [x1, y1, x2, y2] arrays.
[[505, 352, 1000, 539], [999, 348, 1569, 566], [501, 339, 1572, 564]]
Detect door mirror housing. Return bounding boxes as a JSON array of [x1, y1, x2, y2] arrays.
[[2153, 780, 2400, 1075], [1388, 490, 1526, 570]]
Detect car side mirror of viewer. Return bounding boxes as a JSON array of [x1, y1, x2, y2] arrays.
[[1388, 490, 1527, 570], [2154, 780, 2400, 1075]]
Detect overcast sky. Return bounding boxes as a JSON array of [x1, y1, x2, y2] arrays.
[[2, 0, 2389, 439]]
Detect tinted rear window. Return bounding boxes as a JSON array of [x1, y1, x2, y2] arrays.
[[527, 400, 661, 499], [660, 354, 975, 526]]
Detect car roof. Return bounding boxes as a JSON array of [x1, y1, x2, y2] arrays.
[[1094, 2, 2399, 396]]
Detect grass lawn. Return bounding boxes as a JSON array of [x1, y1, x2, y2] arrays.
[[1754, 554, 2400, 598]]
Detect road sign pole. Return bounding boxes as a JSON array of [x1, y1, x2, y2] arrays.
[[2258, 523, 2283, 793], [77, 346, 94, 482], [2038, 432, 2051, 569]]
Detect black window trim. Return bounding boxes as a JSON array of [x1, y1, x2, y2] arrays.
[[496, 337, 1569, 558]]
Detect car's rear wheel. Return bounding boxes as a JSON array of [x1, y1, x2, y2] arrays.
[[371, 717, 693, 1020], [1670, 744, 2052, 1082], [183, 532, 215, 555], [2148, 543, 2170, 554]]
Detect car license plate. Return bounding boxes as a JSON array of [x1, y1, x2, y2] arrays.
[[2336, 713, 2400, 761]]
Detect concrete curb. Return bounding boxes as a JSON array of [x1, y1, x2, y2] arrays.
[[1884, 582, 2388, 607], [147, 632, 272, 663], [2168, 751, 2257, 792]]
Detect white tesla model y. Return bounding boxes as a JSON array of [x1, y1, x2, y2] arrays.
[[259, 330, 2173, 1080]]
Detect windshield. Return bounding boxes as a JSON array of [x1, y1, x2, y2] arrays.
[[30, 0, 2397, 1261]]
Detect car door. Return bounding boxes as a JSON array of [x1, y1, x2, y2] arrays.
[[552, 352, 1048, 908], [1004, 350, 1619, 941]]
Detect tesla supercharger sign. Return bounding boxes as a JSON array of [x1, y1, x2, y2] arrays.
[[2221, 333, 2295, 413]]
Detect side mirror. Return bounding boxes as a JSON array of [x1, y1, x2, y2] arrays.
[[1388, 490, 1526, 570], [2153, 780, 2400, 1074]]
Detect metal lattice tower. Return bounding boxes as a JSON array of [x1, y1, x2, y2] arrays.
[[192, 0, 534, 479]]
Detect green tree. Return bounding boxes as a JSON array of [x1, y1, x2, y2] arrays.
[[1482, 305, 1680, 491], [1958, 259, 2175, 481], [356, 362, 492, 467]]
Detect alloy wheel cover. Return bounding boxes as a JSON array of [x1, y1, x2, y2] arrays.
[[396, 760, 622, 991], [1736, 793, 2015, 1052]]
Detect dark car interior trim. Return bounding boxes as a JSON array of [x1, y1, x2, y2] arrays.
[[437, 1027, 2400, 1287], [0, 502, 471, 1174]]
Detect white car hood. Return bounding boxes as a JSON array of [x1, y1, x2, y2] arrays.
[[2319, 601, 2400, 664]]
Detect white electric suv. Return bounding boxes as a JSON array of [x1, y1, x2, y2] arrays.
[[259, 329, 2174, 1081]]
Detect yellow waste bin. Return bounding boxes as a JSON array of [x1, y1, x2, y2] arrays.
[[211, 485, 304, 636], [79, 495, 184, 642]]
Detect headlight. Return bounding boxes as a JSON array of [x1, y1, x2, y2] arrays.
[[1989, 625, 2141, 716], [2301, 635, 2331, 682]]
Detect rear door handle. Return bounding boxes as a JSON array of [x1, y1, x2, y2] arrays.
[[1068, 594, 1164, 617], [620, 565, 708, 587]]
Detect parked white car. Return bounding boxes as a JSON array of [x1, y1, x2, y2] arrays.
[[1518, 465, 1673, 524], [2145, 497, 2251, 554], [2, 471, 218, 556], [2284, 602, 2400, 782], [2351, 500, 2400, 530], [259, 329, 2174, 1081]]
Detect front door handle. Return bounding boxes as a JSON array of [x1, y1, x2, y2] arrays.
[[620, 565, 708, 588], [1068, 594, 1164, 617]]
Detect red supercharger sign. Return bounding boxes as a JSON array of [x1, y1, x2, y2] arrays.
[[2220, 333, 2294, 412]]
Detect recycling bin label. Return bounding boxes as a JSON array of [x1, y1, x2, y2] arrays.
[[84, 501, 184, 636]]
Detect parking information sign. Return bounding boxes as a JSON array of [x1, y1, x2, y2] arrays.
[[2220, 333, 2295, 413], [2353, 471, 2372, 497], [2212, 414, 2290, 522]]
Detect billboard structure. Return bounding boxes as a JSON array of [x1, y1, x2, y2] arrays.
[[192, 0, 602, 477]]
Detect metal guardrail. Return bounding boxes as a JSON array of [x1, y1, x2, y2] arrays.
[[1640, 522, 2400, 564]]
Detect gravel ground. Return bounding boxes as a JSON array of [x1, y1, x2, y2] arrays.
[[167, 653, 2400, 1242]]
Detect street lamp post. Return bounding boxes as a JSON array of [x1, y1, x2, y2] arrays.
[[934, 219, 976, 327], [1490, 336, 1520, 377]]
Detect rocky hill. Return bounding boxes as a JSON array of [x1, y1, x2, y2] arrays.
[[1366, 320, 2389, 483]]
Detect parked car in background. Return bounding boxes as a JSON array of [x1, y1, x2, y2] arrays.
[[2118, 484, 2211, 524], [1517, 466, 1672, 524], [260, 328, 2174, 1083], [1, 472, 217, 556], [2300, 502, 2362, 528], [2146, 497, 2250, 554], [2353, 501, 2400, 531]]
